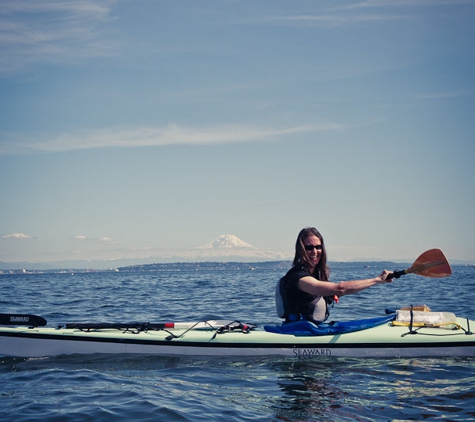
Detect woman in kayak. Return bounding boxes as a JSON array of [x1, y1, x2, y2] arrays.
[[276, 227, 392, 324]]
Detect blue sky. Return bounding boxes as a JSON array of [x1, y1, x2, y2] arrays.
[[1, 0, 474, 266]]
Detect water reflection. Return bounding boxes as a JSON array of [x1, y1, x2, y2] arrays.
[[269, 357, 475, 422]]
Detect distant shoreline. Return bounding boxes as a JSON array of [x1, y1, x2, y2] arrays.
[[2, 260, 472, 275], [0, 260, 417, 275]]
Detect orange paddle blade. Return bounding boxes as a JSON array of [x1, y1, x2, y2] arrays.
[[406, 249, 452, 278]]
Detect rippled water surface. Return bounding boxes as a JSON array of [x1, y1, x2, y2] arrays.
[[1, 264, 474, 421]]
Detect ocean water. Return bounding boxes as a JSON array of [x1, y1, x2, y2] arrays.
[[1, 263, 474, 421]]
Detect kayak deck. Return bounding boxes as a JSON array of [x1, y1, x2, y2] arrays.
[[1, 316, 474, 358]]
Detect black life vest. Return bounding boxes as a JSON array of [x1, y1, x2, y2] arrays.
[[275, 266, 333, 324]]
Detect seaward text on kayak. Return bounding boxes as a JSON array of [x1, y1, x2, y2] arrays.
[[293, 348, 332, 357]]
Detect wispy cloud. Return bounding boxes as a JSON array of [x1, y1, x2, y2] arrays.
[[0, 122, 342, 155], [99, 237, 116, 243], [343, 0, 473, 8], [0, 0, 117, 74], [415, 90, 472, 100], [2, 233, 32, 240], [75, 235, 118, 245], [264, 13, 408, 27], [264, 0, 473, 27]]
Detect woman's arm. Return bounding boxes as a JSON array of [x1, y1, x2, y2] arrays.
[[298, 270, 392, 297]]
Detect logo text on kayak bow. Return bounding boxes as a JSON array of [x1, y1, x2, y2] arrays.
[[293, 348, 331, 357]]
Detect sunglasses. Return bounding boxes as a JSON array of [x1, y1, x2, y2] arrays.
[[304, 244, 323, 251]]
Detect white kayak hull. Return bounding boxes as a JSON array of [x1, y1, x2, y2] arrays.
[[1, 316, 474, 359]]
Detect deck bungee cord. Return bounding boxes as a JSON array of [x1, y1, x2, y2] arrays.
[[164, 320, 257, 341], [62, 319, 257, 336], [386, 305, 474, 337]]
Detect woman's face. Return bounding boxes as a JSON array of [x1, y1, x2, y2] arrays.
[[303, 234, 323, 268]]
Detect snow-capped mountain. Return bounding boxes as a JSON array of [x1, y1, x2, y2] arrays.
[[184, 234, 289, 261], [198, 234, 255, 249]]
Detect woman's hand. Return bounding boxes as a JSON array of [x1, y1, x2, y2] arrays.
[[378, 270, 393, 283]]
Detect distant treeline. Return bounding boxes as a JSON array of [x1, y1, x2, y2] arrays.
[[1, 260, 403, 275], [117, 261, 292, 272]]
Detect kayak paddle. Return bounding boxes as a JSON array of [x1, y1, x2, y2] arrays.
[[389, 248, 452, 279]]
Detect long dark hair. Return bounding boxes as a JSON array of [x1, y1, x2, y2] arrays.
[[293, 227, 330, 281]]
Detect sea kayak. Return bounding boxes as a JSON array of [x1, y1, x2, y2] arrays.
[[1, 310, 474, 359]]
